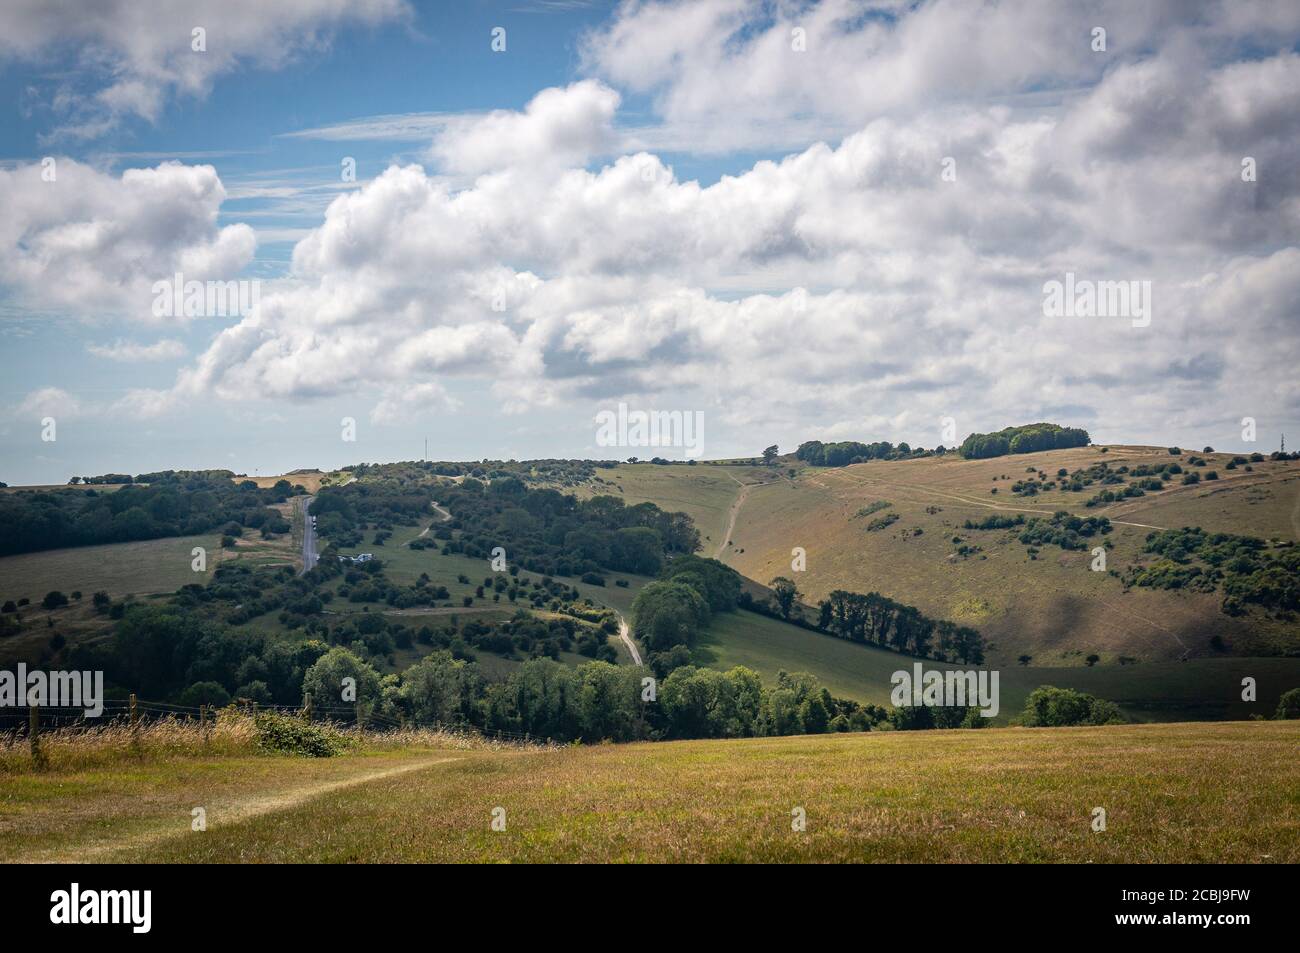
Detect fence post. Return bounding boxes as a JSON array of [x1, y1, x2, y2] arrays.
[[199, 704, 208, 748], [355, 702, 363, 732], [303, 692, 312, 721], [30, 704, 45, 769], [130, 693, 140, 753]]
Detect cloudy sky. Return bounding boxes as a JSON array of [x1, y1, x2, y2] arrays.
[[1, 0, 1298, 484]]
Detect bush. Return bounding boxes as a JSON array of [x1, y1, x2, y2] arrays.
[[1021, 685, 1125, 726], [42, 590, 69, 610], [253, 710, 350, 757], [1276, 688, 1300, 720]]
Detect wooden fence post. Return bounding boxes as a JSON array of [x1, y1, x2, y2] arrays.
[[30, 704, 45, 769], [199, 704, 209, 748], [130, 693, 140, 753], [303, 692, 312, 721]]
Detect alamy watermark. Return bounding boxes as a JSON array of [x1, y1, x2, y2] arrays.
[[0, 664, 103, 717], [152, 272, 260, 318], [890, 662, 999, 717], [1042, 272, 1151, 328], [595, 402, 704, 459], [50, 883, 151, 933]]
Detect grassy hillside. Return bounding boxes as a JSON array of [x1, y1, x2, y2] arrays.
[[576, 462, 776, 554], [7, 720, 1295, 863], [603, 448, 1300, 664], [698, 608, 1300, 722]]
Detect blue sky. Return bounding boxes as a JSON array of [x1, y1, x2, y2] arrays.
[[1, 0, 1298, 484]]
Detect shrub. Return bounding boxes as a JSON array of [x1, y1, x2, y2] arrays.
[[253, 710, 350, 757], [1021, 685, 1125, 726], [1276, 688, 1300, 720]]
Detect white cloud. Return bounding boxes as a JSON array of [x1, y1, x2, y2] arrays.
[[0, 0, 410, 139], [580, 0, 1300, 153], [27, 1, 1297, 453], [88, 339, 187, 361], [370, 381, 461, 425], [428, 80, 621, 176], [0, 159, 255, 317], [16, 386, 81, 420]]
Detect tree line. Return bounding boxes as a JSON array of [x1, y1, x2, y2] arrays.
[[0, 472, 298, 557]]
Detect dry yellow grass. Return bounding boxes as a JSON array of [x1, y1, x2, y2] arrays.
[[604, 449, 1299, 663], [3, 721, 1295, 863]]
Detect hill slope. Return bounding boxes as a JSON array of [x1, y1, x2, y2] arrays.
[[594, 449, 1300, 664]]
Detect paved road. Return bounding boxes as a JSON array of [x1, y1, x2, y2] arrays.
[[299, 495, 318, 575]]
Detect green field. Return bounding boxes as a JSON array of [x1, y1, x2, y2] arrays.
[[0, 533, 221, 604], [698, 608, 1300, 722], [6, 720, 1295, 863]]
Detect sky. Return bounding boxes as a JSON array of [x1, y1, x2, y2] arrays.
[[0, 0, 1298, 485]]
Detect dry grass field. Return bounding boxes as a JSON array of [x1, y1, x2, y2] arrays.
[[236, 470, 350, 493], [3, 719, 1295, 863]]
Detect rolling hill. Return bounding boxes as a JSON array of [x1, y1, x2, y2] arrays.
[[584, 448, 1300, 666]]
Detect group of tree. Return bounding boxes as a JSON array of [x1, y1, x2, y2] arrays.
[[795, 439, 938, 467], [630, 555, 744, 673], [308, 647, 887, 742], [959, 423, 1090, 459], [816, 589, 985, 663], [362, 476, 699, 580], [1019, 686, 1124, 726], [1125, 527, 1299, 617], [0, 471, 297, 557]]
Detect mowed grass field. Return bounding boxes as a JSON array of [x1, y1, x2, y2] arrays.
[[599, 449, 1300, 663], [5, 721, 1295, 863], [0, 532, 222, 604], [699, 609, 1300, 722]]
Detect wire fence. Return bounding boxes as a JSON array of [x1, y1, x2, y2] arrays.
[[0, 696, 541, 745]]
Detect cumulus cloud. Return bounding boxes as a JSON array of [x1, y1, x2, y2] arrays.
[[0, 159, 255, 317], [581, 0, 1300, 153], [429, 80, 621, 176], [40, 0, 1300, 450], [16, 386, 82, 420], [0, 0, 410, 139]]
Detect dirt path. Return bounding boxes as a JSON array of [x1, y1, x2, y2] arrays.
[[616, 615, 642, 666], [382, 605, 506, 618], [32, 756, 461, 863], [421, 499, 457, 535]]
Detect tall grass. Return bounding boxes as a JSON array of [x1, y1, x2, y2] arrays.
[[0, 709, 539, 775]]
